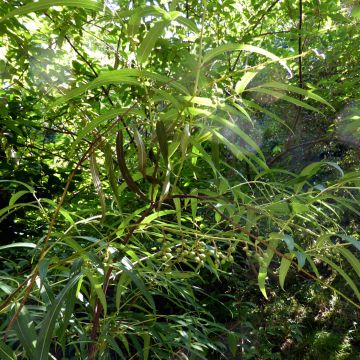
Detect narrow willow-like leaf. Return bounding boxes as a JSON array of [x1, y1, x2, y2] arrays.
[[0, 242, 36, 251], [175, 16, 199, 33], [242, 99, 292, 131], [104, 142, 121, 210], [55, 69, 189, 105], [173, 197, 181, 226], [0, 0, 102, 23], [258, 238, 279, 299], [235, 71, 258, 94], [246, 88, 320, 112], [134, 129, 147, 177], [70, 108, 145, 154], [85, 271, 107, 316], [119, 266, 156, 311], [142, 333, 151, 360], [116, 131, 147, 201], [258, 81, 334, 109], [137, 20, 169, 64], [339, 235, 360, 251], [211, 115, 265, 159], [181, 124, 190, 157], [0, 339, 16, 360], [318, 255, 360, 302], [190, 189, 198, 221], [279, 254, 294, 290], [141, 210, 175, 225], [9, 190, 30, 206], [34, 274, 81, 360], [154, 89, 181, 110], [202, 44, 292, 76], [116, 273, 131, 312], [90, 152, 106, 220], [156, 121, 169, 165], [336, 247, 360, 278], [212, 130, 267, 172], [14, 306, 36, 360], [106, 336, 126, 360]]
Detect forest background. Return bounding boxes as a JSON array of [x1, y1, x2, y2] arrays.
[[0, 0, 360, 359]]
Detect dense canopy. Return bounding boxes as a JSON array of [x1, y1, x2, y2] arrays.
[[0, 0, 359, 359]]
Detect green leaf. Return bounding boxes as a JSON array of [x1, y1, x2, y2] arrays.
[[55, 69, 189, 105], [14, 306, 37, 360], [120, 266, 156, 311], [202, 44, 292, 76], [104, 142, 121, 211], [175, 16, 199, 33], [137, 20, 169, 64], [258, 238, 279, 299], [90, 152, 106, 220], [257, 81, 334, 109], [142, 333, 150, 360], [279, 254, 294, 290], [116, 272, 131, 312], [246, 88, 320, 113], [0, 242, 36, 251], [339, 235, 360, 251], [156, 121, 169, 165], [336, 247, 360, 278], [235, 71, 258, 94], [85, 271, 107, 316], [283, 234, 295, 251], [134, 129, 147, 176], [0, 0, 102, 23], [34, 274, 81, 360], [9, 190, 30, 206], [227, 332, 240, 357], [173, 197, 182, 226], [70, 107, 144, 153], [0, 339, 16, 360], [318, 255, 360, 302]]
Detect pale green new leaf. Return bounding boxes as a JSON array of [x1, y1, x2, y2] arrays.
[[0, 0, 102, 23], [235, 71, 258, 94]]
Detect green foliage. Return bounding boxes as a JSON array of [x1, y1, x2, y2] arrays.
[[0, 0, 359, 359]]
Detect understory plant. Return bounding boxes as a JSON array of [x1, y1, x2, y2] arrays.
[[0, 1, 359, 359]]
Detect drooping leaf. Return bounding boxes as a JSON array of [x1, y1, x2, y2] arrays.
[[90, 151, 106, 220], [202, 43, 292, 76], [0, 339, 16, 360], [258, 237, 279, 299], [34, 274, 81, 360], [13, 306, 36, 360], [279, 254, 294, 290], [137, 20, 170, 64], [0, 0, 102, 23], [156, 121, 169, 165]]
